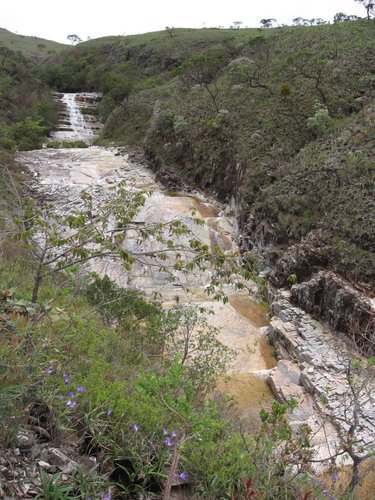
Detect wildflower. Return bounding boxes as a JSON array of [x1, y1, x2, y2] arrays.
[[164, 436, 174, 447], [103, 488, 112, 500], [66, 399, 78, 409], [132, 422, 138, 432], [66, 391, 76, 398], [106, 409, 112, 416], [171, 430, 177, 438], [76, 384, 87, 393], [174, 471, 188, 482], [63, 371, 71, 386], [163, 427, 169, 436], [332, 474, 339, 481], [45, 365, 54, 375]]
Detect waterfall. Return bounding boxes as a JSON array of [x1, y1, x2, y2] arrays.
[[51, 92, 101, 143], [62, 93, 92, 139]]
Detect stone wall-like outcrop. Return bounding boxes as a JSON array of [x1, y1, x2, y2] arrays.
[[267, 290, 375, 463], [268, 230, 329, 289], [290, 271, 375, 355]]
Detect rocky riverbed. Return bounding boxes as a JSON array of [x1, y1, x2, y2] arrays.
[[18, 144, 275, 413], [17, 92, 375, 471]]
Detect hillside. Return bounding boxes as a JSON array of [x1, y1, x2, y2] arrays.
[[0, 21, 375, 499], [0, 43, 60, 152], [38, 22, 375, 293], [0, 27, 67, 58]]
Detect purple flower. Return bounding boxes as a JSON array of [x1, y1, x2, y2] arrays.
[[76, 384, 87, 393], [66, 399, 78, 409], [174, 471, 188, 482], [163, 427, 169, 436], [63, 371, 71, 386], [45, 365, 54, 375], [103, 488, 112, 500], [164, 436, 174, 447], [171, 430, 177, 438], [66, 391, 76, 398], [106, 409, 112, 416], [132, 422, 138, 432], [332, 474, 339, 481]]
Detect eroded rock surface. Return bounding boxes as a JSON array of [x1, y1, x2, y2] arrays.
[[290, 271, 375, 354], [268, 290, 375, 464]]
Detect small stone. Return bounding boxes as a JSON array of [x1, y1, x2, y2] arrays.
[[37, 460, 51, 469], [48, 448, 78, 473], [31, 445, 43, 460], [39, 449, 49, 462], [17, 431, 36, 449]]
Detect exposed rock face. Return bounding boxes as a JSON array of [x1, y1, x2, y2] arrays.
[[269, 230, 329, 288], [267, 290, 375, 464], [290, 271, 375, 355]]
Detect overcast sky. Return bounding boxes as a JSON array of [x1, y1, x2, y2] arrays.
[[2, 0, 365, 44]]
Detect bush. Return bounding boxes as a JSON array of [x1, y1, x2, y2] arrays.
[[306, 104, 335, 136], [46, 139, 89, 148], [13, 117, 46, 150], [0, 123, 16, 152]]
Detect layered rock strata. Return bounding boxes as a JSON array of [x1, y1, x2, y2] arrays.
[[267, 289, 375, 464]]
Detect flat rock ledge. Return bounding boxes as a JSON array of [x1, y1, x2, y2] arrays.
[[267, 290, 375, 466]]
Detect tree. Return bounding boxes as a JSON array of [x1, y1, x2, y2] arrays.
[[67, 34, 82, 45], [334, 12, 350, 23], [316, 359, 375, 493], [154, 305, 234, 392], [8, 177, 241, 304], [292, 17, 304, 26], [232, 21, 243, 29], [260, 18, 277, 28], [165, 26, 175, 38], [355, 0, 374, 19], [178, 49, 229, 113], [229, 35, 272, 94]]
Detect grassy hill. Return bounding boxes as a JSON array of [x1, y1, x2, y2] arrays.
[[0, 29, 61, 152], [0, 27, 67, 58], [37, 21, 375, 288]]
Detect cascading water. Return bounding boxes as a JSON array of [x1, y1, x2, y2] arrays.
[[64, 93, 91, 139], [51, 92, 101, 143]]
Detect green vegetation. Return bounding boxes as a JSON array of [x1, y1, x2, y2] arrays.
[[0, 27, 67, 59], [36, 21, 375, 287], [0, 168, 333, 498], [0, 19, 374, 497], [0, 45, 59, 151], [0, 258, 331, 497], [46, 139, 89, 148]]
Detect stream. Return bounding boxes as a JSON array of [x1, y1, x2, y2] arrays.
[[18, 92, 277, 426]]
